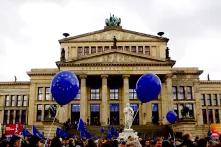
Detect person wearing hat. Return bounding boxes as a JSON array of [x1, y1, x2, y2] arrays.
[[9, 135, 21, 147]]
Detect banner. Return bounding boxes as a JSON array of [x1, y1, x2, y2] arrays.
[[5, 124, 24, 136]]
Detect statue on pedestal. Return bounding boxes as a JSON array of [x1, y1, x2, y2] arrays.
[[124, 103, 134, 130], [118, 103, 138, 141]]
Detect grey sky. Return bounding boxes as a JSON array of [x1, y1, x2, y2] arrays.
[[0, 0, 221, 81]]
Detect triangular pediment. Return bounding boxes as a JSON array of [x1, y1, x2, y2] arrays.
[[67, 51, 165, 64], [59, 28, 168, 42]]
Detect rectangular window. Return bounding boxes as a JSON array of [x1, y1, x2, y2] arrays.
[[15, 110, 20, 123], [110, 89, 119, 100], [77, 47, 83, 56], [138, 46, 143, 54], [129, 89, 137, 99], [117, 46, 123, 50], [21, 110, 26, 124], [75, 90, 80, 100], [124, 46, 130, 52], [104, 46, 109, 51], [152, 103, 158, 112], [213, 94, 218, 106], [44, 104, 53, 121], [220, 94, 221, 106], [130, 103, 139, 111], [23, 95, 28, 106], [215, 109, 220, 123], [208, 109, 214, 123], [202, 109, 207, 124], [84, 46, 89, 55], [131, 46, 136, 53], [9, 110, 14, 124], [17, 95, 23, 106], [201, 94, 206, 106], [90, 104, 100, 112], [186, 86, 193, 100], [178, 104, 184, 119], [173, 104, 178, 118], [37, 87, 43, 101], [110, 104, 119, 112], [45, 87, 50, 101], [11, 95, 17, 106], [144, 46, 150, 55], [91, 46, 96, 54], [172, 86, 178, 100], [98, 46, 103, 53], [178, 86, 185, 100], [4, 110, 8, 124], [72, 104, 80, 112], [90, 89, 100, 100], [5, 95, 10, 106], [185, 103, 194, 118], [36, 104, 43, 121], [207, 94, 212, 106]]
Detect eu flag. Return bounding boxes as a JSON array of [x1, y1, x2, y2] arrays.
[[56, 128, 68, 139], [32, 126, 44, 139]]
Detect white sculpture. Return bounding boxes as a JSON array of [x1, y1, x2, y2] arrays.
[[124, 103, 134, 130], [118, 103, 139, 141]]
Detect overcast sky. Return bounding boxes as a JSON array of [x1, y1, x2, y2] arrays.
[[0, 0, 221, 81]]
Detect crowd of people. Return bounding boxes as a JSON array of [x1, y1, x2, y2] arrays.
[[1, 132, 221, 147]]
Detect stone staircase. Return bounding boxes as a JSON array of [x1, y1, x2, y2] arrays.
[[68, 124, 166, 138]]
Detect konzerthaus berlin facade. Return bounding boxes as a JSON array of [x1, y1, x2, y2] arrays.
[[0, 17, 221, 137]]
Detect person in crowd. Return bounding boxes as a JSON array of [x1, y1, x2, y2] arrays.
[[50, 137, 62, 147], [196, 138, 208, 147], [85, 138, 97, 147], [177, 133, 196, 147], [9, 135, 21, 147]]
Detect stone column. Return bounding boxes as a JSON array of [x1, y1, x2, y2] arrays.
[[146, 102, 152, 124], [122, 75, 130, 125], [101, 75, 108, 126], [13, 110, 16, 124], [194, 81, 203, 125], [80, 75, 87, 122], [122, 75, 130, 108], [28, 83, 37, 125], [160, 74, 173, 125]]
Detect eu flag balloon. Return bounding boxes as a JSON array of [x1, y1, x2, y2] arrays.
[[51, 71, 79, 106], [166, 111, 177, 124], [136, 73, 161, 103]]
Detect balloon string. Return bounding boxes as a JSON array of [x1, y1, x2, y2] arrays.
[[45, 106, 60, 146], [132, 104, 142, 125]]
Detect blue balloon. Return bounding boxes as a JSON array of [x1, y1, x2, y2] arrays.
[[51, 71, 79, 106], [136, 73, 162, 103], [166, 111, 177, 124]]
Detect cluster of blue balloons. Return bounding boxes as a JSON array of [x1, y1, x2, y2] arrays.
[[136, 73, 177, 124], [51, 71, 79, 106]]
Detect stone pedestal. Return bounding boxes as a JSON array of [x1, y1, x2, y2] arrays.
[[118, 129, 139, 141]]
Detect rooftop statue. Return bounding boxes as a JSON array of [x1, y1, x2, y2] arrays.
[[105, 14, 121, 27]]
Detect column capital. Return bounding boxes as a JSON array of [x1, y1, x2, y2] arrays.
[[122, 74, 130, 79], [165, 73, 173, 79], [101, 74, 108, 78], [79, 74, 87, 79]]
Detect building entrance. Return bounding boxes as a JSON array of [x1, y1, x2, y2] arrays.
[[110, 104, 119, 125], [71, 104, 80, 126], [90, 104, 100, 125], [131, 104, 139, 125]]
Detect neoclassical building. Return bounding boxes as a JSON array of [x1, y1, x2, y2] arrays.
[[0, 16, 221, 137]]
